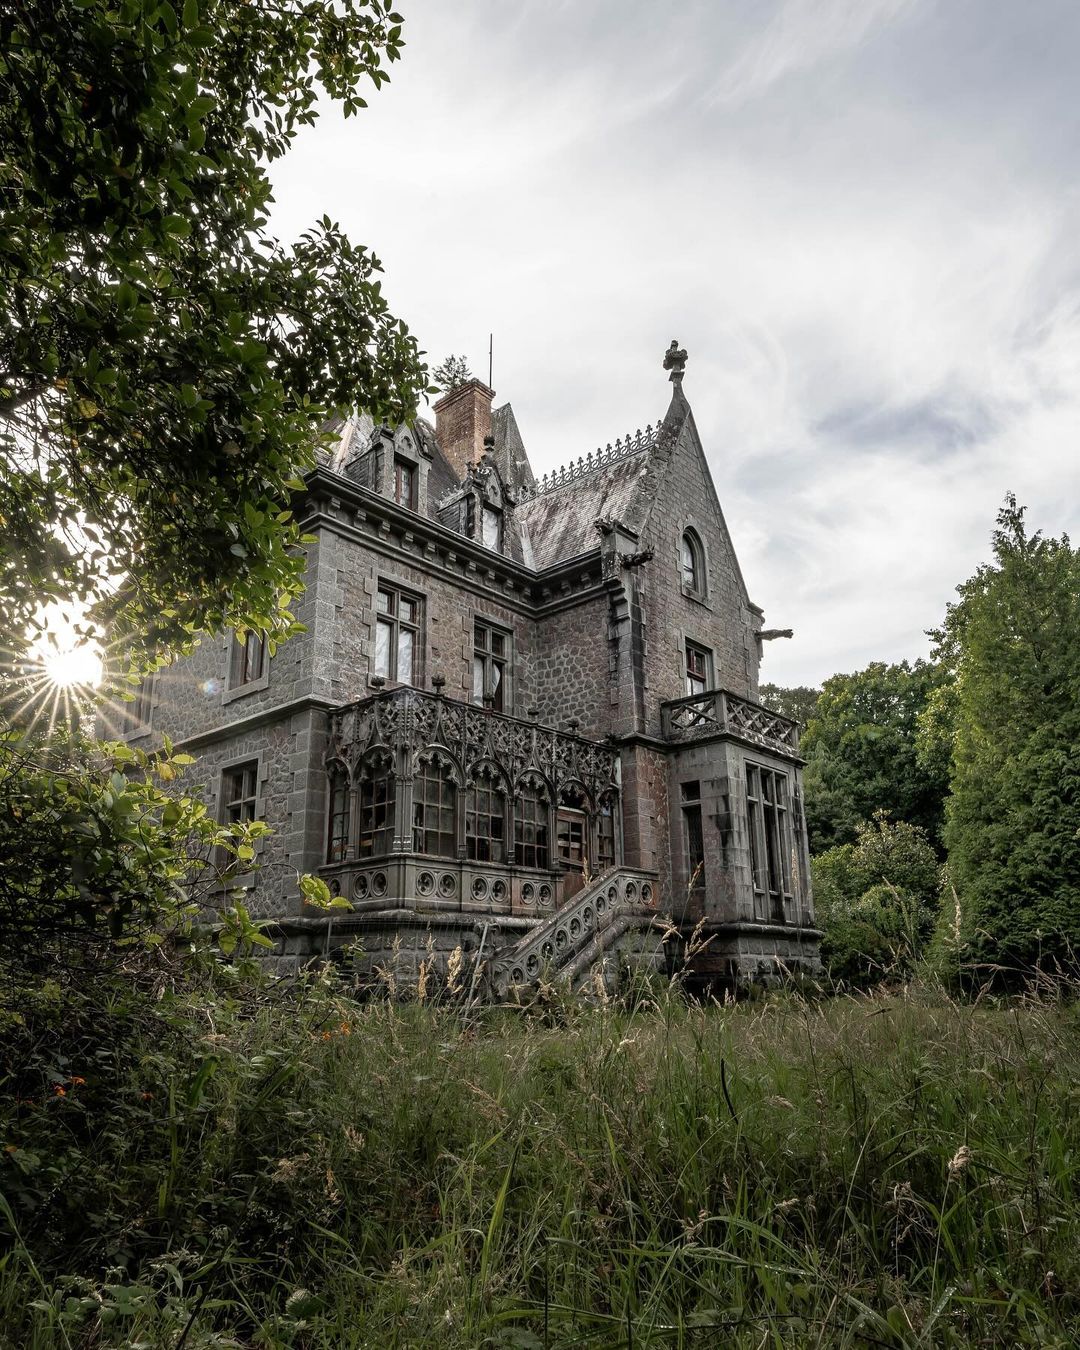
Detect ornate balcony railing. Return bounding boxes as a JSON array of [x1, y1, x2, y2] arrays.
[[660, 688, 800, 757], [326, 686, 620, 804]]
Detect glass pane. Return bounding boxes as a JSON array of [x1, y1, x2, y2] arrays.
[[474, 622, 486, 651], [398, 628, 414, 684], [473, 656, 485, 703], [490, 660, 503, 710], [491, 631, 505, 656], [377, 587, 392, 615], [400, 596, 417, 624], [482, 506, 502, 550], [375, 620, 392, 676]]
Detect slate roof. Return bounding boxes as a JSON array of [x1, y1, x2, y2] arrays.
[[515, 451, 651, 570], [315, 407, 666, 574]]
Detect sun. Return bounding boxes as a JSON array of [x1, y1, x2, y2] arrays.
[[41, 641, 103, 689], [31, 603, 104, 690]]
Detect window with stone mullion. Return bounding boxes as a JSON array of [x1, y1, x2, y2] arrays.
[[375, 583, 420, 685], [473, 621, 509, 711]]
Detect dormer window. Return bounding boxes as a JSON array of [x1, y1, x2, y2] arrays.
[[681, 529, 705, 595], [482, 504, 503, 552], [394, 457, 416, 510]]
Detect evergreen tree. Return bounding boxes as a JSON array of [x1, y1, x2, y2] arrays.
[[934, 496, 1080, 970]]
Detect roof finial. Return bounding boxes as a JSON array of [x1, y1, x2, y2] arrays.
[[663, 338, 687, 387]]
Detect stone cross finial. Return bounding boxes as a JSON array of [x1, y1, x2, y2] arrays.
[[663, 338, 687, 385]]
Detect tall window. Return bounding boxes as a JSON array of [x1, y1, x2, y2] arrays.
[[375, 583, 421, 685], [515, 785, 549, 869], [597, 800, 617, 872], [222, 761, 259, 826], [684, 640, 712, 696], [119, 677, 154, 734], [412, 760, 457, 858], [681, 781, 705, 888], [394, 457, 417, 509], [557, 786, 588, 866], [230, 630, 266, 687], [473, 621, 509, 711], [327, 767, 350, 863], [357, 762, 394, 858], [681, 530, 704, 595], [482, 504, 503, 552], [746, 765, 791, 917], [466, 777, 505, 863]]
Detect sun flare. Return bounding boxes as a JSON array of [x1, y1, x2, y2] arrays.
[[40, 641, 103, 689]]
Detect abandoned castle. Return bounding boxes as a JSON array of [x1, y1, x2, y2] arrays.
[[111, 343, 820, 993]]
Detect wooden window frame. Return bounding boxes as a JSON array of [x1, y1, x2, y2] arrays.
[[374, 582, 422, 686], [394, 456, 417, 510], [473, 619, 511, 712], [514, 786, 550, 870], [746, 763, 792, 920], [465, 778, 507, 863], [326, 767, 350, 863], [681, 780, 705, 889], [680, 529, 705, 596], [412, 760, 458, 859], [357, 763, 394, 859], [684, 639, 713, 697]]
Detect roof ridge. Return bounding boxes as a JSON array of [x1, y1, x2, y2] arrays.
[[519, 423, 661, 500]]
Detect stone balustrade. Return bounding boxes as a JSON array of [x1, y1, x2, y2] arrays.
[[660, 688, 800, 757]]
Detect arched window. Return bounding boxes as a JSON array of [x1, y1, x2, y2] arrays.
[[326, 765, 350, 863], [357, 757, 394, 858], [412, 757, 457, 858], [681, 529, 705, 595], [466, 772, 506, 863], [514, 783, 550, 869]]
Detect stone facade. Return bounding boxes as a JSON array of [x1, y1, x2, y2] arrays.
[[124, 344, 820, 991]]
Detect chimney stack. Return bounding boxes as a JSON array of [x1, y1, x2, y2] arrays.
[[433, 379, 494, 480]]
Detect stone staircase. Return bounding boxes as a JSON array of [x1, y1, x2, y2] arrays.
[[490, 867, 663, 999]]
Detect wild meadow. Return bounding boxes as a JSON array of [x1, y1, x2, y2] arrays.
[[3, 964, 1078, 1348]]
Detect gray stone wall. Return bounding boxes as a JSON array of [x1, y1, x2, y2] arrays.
[[167, 707, 329, 920], [533, 592, 614, 739], [636, 416, 761, 733]]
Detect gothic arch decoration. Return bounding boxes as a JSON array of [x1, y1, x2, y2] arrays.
[[328, 688, 620, 815], [412, 744, 464, 786], [558, 776, 596, 813]]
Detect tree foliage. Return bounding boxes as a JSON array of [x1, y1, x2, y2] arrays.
[[758, 682, 820, 730], [431, 354, 473, 394], [0, 0, 427, 671], [801, 660, 950, 853], [813, 812, 942, 986], [933, 496, 1080, 970]]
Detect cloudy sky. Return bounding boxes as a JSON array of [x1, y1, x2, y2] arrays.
[[269, 0, 1080, 688]]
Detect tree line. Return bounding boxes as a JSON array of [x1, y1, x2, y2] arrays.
[[761, 496, 1080, 984]]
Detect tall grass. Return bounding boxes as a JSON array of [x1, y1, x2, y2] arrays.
[[2, 971, 1078, 1347]]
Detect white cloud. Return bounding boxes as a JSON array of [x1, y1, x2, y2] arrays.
[[269, 0, 1080, 687], [710, 0, 924, 106]]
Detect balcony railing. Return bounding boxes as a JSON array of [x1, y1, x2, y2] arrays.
[[660, 688, 799, 757], [326, 686, 620, 805]]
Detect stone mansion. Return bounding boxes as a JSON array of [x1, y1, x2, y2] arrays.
[[114, 342, 820, 992]]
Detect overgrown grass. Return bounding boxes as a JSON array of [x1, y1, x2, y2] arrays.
[[3, 969, 1079, 1347]]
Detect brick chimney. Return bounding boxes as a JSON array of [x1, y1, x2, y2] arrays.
[[433, 380, 494, 480]]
